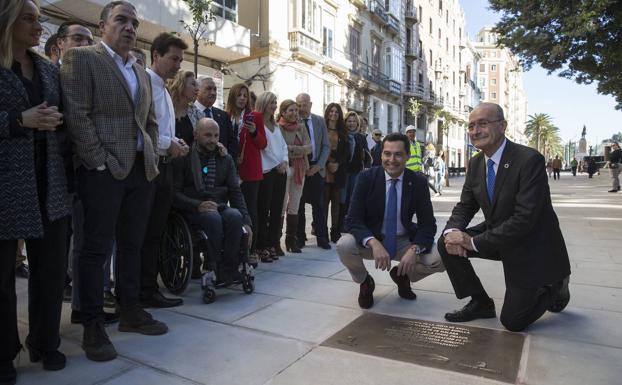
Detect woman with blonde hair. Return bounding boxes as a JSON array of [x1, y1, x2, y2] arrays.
[[279, 99, 311, 253], [168, 70, 199, 146], [255, 92, 288, 261], [1, 0, 71, 381], [225, 83, 267, 263]]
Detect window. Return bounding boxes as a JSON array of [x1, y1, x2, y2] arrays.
[[491, 92, 497, 99], [212, 0, 237, 22], [372, 39, 381, 69], [349, 27, 360, 69], [323, 82, 334, 108], [418, 39, 423, 57], [295, 71, 308, 93], [491, 78, 497, 85], [372, 100, 379, 129], [429, 49, 433, 67], [385, 46, 403, 81], [322, 11, 334, 58], [491, 64, 497, 71], [439, 0, 442, 11], [480, 78, 486, 87], [479, 63, 485, 72], [429, 18, 433, 35], [301, 0, 318, 35], [387, 105, 394, 133], [446, 37, 449, 52], [419, 5, 423, 20]]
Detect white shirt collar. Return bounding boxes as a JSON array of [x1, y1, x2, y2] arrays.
[[384, 170, 404, 182], [146, 68, 164, 87], [485, 138, 507, 166], [194, 100, 209, 112], [101, 41, 136, 67]]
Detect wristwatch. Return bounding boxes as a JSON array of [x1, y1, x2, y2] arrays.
[[411, 245, 426, 255]]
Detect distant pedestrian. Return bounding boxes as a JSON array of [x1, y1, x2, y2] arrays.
[[570, 157, 578, 176], [546, 158, 553, 178], [552, 155, 562, 180], [370, 129, 382, 166], [587, 158, 597, 178], [608, 142, 621, 193], [434, 151, 446, 196]]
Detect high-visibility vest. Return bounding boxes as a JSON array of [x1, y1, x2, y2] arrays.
[[405, 141, 422, 171]]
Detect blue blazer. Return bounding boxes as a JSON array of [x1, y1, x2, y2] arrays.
[[345, 166, 436, 251]]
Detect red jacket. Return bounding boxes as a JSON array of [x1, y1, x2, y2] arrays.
[[237, 111, 267, 182]]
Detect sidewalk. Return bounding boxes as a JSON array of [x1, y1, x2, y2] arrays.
[[13, 171, 622, 385]]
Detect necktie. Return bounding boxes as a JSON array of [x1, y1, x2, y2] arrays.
[[205, 108, 213, 118], [486, 159, 496, 202], [385, 179, 398, 259]]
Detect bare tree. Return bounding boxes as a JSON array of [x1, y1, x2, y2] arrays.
[[180, 0, 214, 76]]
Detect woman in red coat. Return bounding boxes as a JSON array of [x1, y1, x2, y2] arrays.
[[225, 83, 267, 264]]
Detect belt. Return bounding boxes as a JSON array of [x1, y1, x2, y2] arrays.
[[159, 155, 170, 164]]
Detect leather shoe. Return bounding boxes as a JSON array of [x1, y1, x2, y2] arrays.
[[358, 274, 375, 309], [118, 307, 168, 335], [0, 361, 16, 385], [140, 291, 183, 308], [389, 266, 417, 300], [445, 298, 496, 322], [548, 276, 570, 313], [103, 290, 117, 309], [25, 336, 65, 371], [71, 310, 119, 325], [82, 319, 117, 362], [15, 263, 29, 279], [317, 237, 331, 250]]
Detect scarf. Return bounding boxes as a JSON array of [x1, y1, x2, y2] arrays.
[[278, 117, 305, 185]]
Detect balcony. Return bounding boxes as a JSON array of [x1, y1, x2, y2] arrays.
[[389, 79, 401, 95], [368, 0, 388, 25], [403, 82, 426, 98], [349, 0, 367, 9], [405, 7, 418, 23], [386, 14, 400, 35], [288, 30, 322, 64], [405, 46, 417, 59]]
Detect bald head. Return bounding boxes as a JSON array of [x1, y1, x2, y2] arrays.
[[296, 93, 312, 118], [194, 118, 220, 151]]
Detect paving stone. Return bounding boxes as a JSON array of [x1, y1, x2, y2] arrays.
[[255, 256, 346, 278], [100, 367, 198, 385], [234, 298, 362, 343]]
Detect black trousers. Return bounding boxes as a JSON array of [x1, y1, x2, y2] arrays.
[[187, 207, 243, 272], [140, 160, 173, 298], [438, 228, 553, 332], [298, 170, 328, 240], [0, 216, 69, 361], [553, 168, 561, 180], [257, 168, 287, 249], [241, 181, 260, 252], [571, 167, 577, 176], [76, 160, 154, 324]]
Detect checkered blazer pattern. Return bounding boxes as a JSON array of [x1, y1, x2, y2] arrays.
[[0, 52, 71, 239], [60, 43, 159, 181]]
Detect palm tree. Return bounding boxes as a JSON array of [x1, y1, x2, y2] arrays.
[[525, 113, 553, 153]]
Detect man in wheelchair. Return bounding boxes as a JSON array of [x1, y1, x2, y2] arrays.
[[173, 118, 253, 289]]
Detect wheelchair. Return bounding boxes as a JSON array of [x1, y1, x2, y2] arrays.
[[158, 210, 254, 303]]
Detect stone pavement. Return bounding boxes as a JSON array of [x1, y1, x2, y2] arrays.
[[13, 170, 622, 385]]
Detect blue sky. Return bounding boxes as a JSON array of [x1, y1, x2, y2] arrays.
[[460, 0, 621, 145]]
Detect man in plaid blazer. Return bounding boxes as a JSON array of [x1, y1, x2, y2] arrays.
[[61, 0, 166, 363]]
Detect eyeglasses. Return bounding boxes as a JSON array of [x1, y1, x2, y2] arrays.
[[373, 133, 382, 137], [62, 34, 94, 45], [467, 119, 504, 130]]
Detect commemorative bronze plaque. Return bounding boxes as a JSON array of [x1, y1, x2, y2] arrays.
[[322, 313, 524, 383]]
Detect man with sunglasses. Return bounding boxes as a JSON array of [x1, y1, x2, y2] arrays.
[[438, 102, 571, 332]]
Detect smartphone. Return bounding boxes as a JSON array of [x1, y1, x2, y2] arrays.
[[244, 114, 254, 125]]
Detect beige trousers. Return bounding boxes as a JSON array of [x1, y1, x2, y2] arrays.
[[336, 233, 445, 283], [283, 166, 305, 215]]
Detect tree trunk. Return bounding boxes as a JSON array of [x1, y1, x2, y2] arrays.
[[193, 39, 199, 76]]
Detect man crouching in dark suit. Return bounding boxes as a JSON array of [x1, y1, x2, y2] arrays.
[[336, 133, 445, 309], [439, 102, 571, 332]]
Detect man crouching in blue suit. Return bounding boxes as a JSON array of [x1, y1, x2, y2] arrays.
[[336, 133, 444, 309]]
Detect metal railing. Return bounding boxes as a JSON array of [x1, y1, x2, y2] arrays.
[[288, 31, 321, 56], [368, 0, 388, 24], [405, 6, 418, 21]]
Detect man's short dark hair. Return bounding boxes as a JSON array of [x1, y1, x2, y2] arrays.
[[150, 32, 188, 64], [100, 1, 136, 22], [57, 20, 89, 39], [44, 33, 58, 57], [381, 133, 411, 156]]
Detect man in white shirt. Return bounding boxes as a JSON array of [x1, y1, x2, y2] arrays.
[[140, 33, 189, 309]]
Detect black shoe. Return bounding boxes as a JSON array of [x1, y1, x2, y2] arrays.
[[267, 247, 279, 260], [274, 243, 285, 257], [71, 310, 120, 325], [317, 237, 331, 250], [82, 319, 117, 362], [285, 236, 302, 253], [63, 284, 72, 303], [15, 263, 29, 279], [445, 298, 496, 322], [608, 189, 618, 193], [140, 291, 183, 308], [389, 266, 417, 300], [358, 274, 375, 309], [103, 290, 117, 309], [0, 361, 16, 385], [118, 307, 168, 335], [25, 337, 66, 371], [330, 229, 341, 243], [548, 276, 570, 313]]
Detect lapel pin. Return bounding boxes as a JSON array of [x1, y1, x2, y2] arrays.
[[202, 166, 208, 174], [504, 163, 510, 169]]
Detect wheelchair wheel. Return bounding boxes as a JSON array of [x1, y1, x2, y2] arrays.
[[203, 288, 216, 304], [242, 274, 254, 294], [158, 211, 193, 295]]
